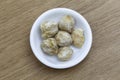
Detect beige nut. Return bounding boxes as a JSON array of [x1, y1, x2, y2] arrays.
[[41, 38, 58, 55], [58, 47, 73, 61], [71, 28, 85, 48], [59, 15, 75, 33], [55, 31, 72, 46], [40, 21, 58, 39]]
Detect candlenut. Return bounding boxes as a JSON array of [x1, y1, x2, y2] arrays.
[[41, 38, 58, 55], [58, 47, 73, 61], [59, 15, 75, 33], [40, 21, 58, 39], [71, 28, 85, 48], [55, 31, 72, 46]]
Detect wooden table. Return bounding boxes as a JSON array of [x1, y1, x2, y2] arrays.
[[0, 0, 120, 80]]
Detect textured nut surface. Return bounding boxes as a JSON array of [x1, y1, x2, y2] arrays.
[[71, 28, 85, 48], [41, 38, 58, 55], [55, 31, 72, 46], [59, 15, 75, 33], [58, 47, 73, 61], [40, 21, 58, 39]]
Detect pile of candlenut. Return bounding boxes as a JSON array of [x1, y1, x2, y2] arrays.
[[40, 15, 85, 61]]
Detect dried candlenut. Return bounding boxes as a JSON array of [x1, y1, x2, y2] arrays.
[[55, 31, 72, 46], [59, 15, 75, 33], [41, 38, 58, 55], [40, 21, 58, 39], [58, 47, 73, 61], [71, 28, 85, 48]]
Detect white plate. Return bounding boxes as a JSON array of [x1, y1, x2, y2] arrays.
[[30, 8, 92, 69]]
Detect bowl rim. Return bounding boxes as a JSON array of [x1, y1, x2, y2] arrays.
[[30, 8, 92, 69]]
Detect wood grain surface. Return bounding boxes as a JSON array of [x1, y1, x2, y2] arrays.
[[0, 0, 120, 80]]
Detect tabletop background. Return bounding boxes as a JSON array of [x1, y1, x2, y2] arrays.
[[0, 0, 120, 80]]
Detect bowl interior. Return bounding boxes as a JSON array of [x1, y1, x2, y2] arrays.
[[30, 8, 92, 69]]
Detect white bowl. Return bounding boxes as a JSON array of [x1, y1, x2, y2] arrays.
[[30, 8, 92, 69]]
